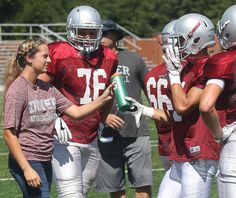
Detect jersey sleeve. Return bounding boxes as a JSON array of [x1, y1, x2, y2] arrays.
[[204, 51, 235, 80], [3, 85, 26, 130]]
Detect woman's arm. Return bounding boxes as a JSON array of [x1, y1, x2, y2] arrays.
[[64, 83, 114, 120], [4, 128, 42, 188]]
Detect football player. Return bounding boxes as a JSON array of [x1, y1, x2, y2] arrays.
[[126, 13, 226, 198], [38, 5, 117, 197], [199, 4, 236, 198], [95, 19, 152, 198], [144, 20, 177, 172]]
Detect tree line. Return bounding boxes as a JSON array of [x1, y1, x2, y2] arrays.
[[0, 0, 235, 37]]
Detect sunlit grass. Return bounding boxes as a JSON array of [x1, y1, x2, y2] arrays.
[[0, 92, 218, 197]]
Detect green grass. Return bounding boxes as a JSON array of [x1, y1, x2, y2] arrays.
[[0, 119, 219, 197], [0, 120, 164, 198], [0, 94, 219, 197]]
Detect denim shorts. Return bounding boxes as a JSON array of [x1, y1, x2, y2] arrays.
[[8, 155, 52, 198]]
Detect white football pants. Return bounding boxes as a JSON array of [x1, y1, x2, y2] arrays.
[[159, 155, 172, 171], [52, 138, 100, 198], [217, 125, 236, 198], [157, 159, 218, 198]]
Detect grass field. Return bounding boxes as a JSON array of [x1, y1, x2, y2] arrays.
[[0, 95, 219, 197]]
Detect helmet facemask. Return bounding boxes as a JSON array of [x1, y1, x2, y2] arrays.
[[162, 34, 173, 52], [217, 20, 231, 50], [67, 26, 102, 55], [161, 20, 177, 53], [216, 5, 236, 50]]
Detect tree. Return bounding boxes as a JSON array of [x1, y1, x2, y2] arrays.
[[0, 0, 235, 37]]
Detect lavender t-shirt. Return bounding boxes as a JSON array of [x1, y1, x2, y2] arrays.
[[3, 76, 73, 161]]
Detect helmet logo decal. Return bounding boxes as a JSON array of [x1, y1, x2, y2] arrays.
[[187, 21, 201, 38]]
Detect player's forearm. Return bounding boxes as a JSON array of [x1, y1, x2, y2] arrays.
[[170, 85, 190, 114], [200, 83, 224, 139], [171, 85, 202, 116], [200, 107, 223, 139]]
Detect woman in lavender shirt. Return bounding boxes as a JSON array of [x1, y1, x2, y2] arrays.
[[3, 38, 114, 198]]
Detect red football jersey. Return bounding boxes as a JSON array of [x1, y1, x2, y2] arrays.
[[144, 64, 171, 156], [167, 58, 223, 162], [47, 41, 118, 143], [204, 50, 236, 124]]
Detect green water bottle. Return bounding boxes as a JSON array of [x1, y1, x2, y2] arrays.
[[110, 73, 132, 111]]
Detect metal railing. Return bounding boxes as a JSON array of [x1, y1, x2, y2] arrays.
[[0, 23, 141, 50], [0, 23, 67, 42], [0, 23, 145, 88]]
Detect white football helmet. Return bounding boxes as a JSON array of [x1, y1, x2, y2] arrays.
[[66, 5, 103, 54], [161, 20, 177, 50], [217, 5, 236, 50], [170, 13, 215, 59]]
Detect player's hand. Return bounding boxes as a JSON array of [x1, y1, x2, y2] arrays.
[[216, 122, 236, 144], [163, 46, 182, 72], [123, 97, 143, 128], [54, 117, 72, 143], [105, 114, 124, 130], [168, 47, 182, 71], [124, 97, 154, 128], [162, 47, 182, 85], [23, 166, 42, 188]]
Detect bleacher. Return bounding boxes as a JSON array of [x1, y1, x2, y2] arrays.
[[0, 40, 24, 90], [0, 23, 162, 89], [0, 40, 23, 64]]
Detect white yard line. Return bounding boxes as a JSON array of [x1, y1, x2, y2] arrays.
[[0, 168, 165, 181], [0, 143, 158, 156], [0, 178, 15, 181], [0, 153, 8, 156], [0, 142, 158, 156]]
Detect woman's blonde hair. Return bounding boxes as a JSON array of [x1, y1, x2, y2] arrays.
[[4, 38, 47, 92]]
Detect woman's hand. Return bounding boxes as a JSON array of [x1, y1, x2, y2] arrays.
[[100, 83, 115, 103], [23, 166, 42, 188]]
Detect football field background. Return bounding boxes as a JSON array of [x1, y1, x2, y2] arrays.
[[0, 94, 218, 197]]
